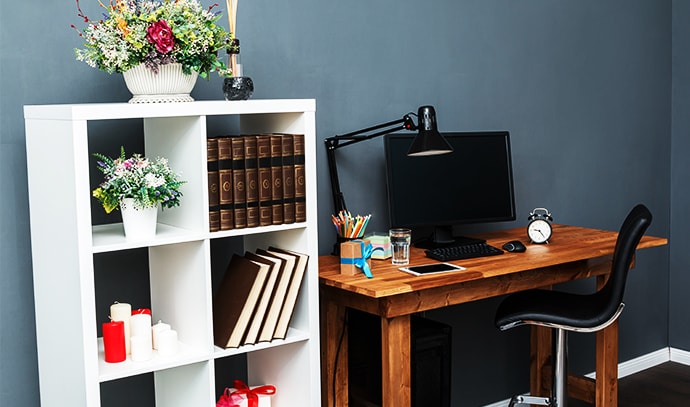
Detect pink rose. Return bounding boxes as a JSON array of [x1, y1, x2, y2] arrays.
[[147, 20, 174, 54]]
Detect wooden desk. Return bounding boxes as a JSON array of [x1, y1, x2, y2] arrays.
[[319, 224, 667, 407]]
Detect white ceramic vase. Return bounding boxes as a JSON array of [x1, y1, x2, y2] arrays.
[[122, 63, 198, 103], [120, 198, 158, 240]]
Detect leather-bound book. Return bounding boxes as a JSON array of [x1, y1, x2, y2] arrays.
[[212, 254, 270, 349], [207, 137, 220, 232], [218, 137, 234, 230], [242, 251, 283, 345], [268, 247, 309, 340], [244, 135, 259, 228], [255, 248, 296, 342], [269, 134, 284, 225], [280, 134, 295, 224], [256, 135, 273, 226], [231, 136, 247, 229], [293, 134, 306, 223]]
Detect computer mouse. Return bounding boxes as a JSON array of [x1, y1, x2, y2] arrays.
[[502, 240, 526, 253]]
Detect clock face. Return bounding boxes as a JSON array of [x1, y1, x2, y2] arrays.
[[527, 219, 552, 244]]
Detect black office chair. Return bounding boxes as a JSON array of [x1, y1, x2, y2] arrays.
[[494, 204, 653, 407]]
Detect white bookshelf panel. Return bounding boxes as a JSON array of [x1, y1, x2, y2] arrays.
[[213, 327, 311, 359], [97, 339, 209, 382], [154, 361, 215, 407], [149, 241, 212, 350], [248, 341, 319, 406], [92, 223, 204, 253], [25, 100, 319, 407], [145, 116, 207, 233]]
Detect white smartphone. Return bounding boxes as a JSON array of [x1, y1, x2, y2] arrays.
[[399, 263, 465, 276]]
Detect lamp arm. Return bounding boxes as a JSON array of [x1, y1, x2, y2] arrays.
[[324, 114, 416, 214]]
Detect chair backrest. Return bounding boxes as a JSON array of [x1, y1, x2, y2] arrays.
[[595, 204, 653, 323]]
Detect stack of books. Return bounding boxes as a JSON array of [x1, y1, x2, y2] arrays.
[[207, 134, 306, 232], [212, 247, 309, 349]]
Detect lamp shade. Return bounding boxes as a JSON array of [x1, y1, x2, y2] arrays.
[[407, 106, 454, 156]]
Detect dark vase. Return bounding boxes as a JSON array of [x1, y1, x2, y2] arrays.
[[224, 38, 254, 100], [223, 76, 254, 101]]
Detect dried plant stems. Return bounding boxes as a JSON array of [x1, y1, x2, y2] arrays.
[[226, 0, 238, 74]]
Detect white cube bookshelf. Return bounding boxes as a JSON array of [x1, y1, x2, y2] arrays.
[[24, 100, 320, 406]]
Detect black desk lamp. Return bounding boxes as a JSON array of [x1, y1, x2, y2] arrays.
[[325, 105, 454, 217]]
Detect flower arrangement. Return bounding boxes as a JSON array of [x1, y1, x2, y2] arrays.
[[92, 147, 185, 213], [73, 0, 232, 77]]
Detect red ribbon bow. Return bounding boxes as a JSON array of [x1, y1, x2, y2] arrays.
[[216, 380, 276, 407]]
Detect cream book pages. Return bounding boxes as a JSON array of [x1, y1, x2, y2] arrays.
[[268, 247, 309, 340], [242, 252, 283, 345], [255, 249, 296, 342]]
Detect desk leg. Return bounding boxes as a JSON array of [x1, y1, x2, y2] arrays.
[[322, 300, 348, 407], [531, 325, 552, 398], [595, 275, 618, 407], [381, 315, 412, 406], [595, 316, 618, 406]]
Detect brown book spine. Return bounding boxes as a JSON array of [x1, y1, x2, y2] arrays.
[[212, 254, 269, 349], [218, 137, 234, 230], [281, 134, 295, 224], [231, 136, 247, 229], [207, 137, 220, 232], [244, 135, 259, 228], [293, 134, 306, 223], [269, 135, 284, 225], [257, 135, 273, 226]]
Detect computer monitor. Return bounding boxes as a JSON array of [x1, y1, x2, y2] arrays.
[[384, 131, 516, 248]]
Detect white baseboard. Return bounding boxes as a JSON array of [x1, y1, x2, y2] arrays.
[[597, 347, 669, 379], [484, 347, 690, 407], [670, 347, 690, 365]]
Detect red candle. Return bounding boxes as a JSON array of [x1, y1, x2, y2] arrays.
[[102, 321, 126, 363], [131, 308, 151, 316]]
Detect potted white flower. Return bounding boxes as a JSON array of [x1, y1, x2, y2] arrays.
[[92, 147, 185, 239]]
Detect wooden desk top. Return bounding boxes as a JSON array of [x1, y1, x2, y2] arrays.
[[319, 225, 667, 301]]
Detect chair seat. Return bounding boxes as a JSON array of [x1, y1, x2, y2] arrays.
[[495, 288, 618, 331]]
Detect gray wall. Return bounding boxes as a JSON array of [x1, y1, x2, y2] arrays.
[[0, 0, 678, 406], [671, 1, 690, 353]]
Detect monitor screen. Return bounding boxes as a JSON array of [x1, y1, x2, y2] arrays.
[[384, 131, 516, 247]]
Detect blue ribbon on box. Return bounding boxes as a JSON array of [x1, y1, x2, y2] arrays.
[[340, 241, 382, 279]]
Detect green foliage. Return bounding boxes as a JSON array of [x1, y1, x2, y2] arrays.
[[92, 146, 186, 214]]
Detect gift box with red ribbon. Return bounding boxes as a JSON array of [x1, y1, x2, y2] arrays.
[[217, 380, 276, 407]]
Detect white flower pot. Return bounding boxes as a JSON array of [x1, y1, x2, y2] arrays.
[[120, 198, 158, 240], [123, 63, 198, 103]]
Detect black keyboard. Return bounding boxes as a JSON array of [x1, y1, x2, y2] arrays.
[[425, 242, 504, 261]]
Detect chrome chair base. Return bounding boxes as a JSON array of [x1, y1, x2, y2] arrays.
[[507, 328, 568, 407], [508, 395, 551, 406]]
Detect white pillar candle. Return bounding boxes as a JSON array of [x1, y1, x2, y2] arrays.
[[110, 302, 131, 354], [130, 313, 152, 349], [130, 335, 153, 362], [156, 329, 178, 358], [151, 321, 171, 350]]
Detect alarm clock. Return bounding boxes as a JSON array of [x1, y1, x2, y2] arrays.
[[527, 208, 553, 244]]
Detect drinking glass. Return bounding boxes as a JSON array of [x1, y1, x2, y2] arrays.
[[389, 228, 411, 265]]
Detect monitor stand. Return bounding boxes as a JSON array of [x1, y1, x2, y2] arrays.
[[413, 225, 485, 250]]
